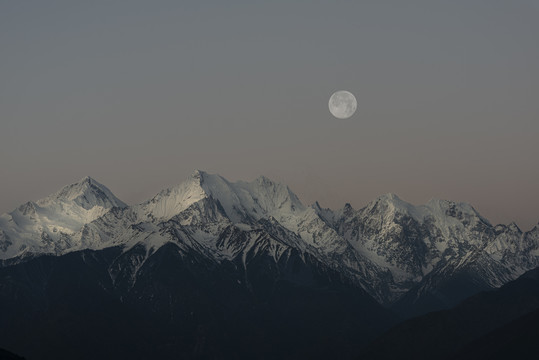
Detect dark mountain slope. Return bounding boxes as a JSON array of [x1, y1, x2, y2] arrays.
[[390, 253, 498, 318], [359, 267, 539, 360], [452, 307, 539, 360], [0, 243, 397, 360]]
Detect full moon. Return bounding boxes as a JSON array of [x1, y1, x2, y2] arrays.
[[328, 90, 357, 119]]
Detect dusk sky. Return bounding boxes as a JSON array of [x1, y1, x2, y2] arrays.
[[1, 1, 538, 230]]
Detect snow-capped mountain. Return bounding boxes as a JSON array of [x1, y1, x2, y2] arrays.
[[1, 170, 538, 310], [0, 176, 126, 260], [337, 193, 539, 308]]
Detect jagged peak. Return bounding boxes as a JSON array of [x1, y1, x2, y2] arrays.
[[376, 193, 402, 202], [143, 171, 306, 223], [426, 198, 490, 225], [426, 197, 450, 206], [187, 170, 232, 190], [255, 174, 272, 183], [17, 201, 37, 215], [144, 172, 210, 219], [80, 175, 96, 183], [494, 221, 523, 234], [373, 194, 478, 215], [508, 221, 522, 233], [311, 200, 336, 211], [369, 193, 420, 213], [252, 175, 295, 195], [341, 202, 355, 216], [360, 193, 492, 227], [187, 171, 297, 199], [310, 201, 338, 226], [311, 201, 322, 211], [190, 169, 207, 181], [36, 176, 126, 209], [252, 175, 293, 195], [426, 197, 472, 210], [367, 193, 415, 214]]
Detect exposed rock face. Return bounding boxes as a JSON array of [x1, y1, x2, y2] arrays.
[[1, 171, 538, 312]]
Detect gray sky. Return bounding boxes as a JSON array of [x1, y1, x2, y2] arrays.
[[1, 0, 538, 230]]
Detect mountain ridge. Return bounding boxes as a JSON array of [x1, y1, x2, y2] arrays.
[[1, 170, 538, 311]]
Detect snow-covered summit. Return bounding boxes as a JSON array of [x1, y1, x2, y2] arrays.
[[140, 170, 305, 224], [362, 193, 426, 220], [37, 176, 126, 209], [360, 193, 487, 225], [0, 176, 126, 260], [139, 170, 209, 221]]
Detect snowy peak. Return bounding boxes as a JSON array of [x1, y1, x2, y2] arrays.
[[37, 176, 126, 210], [213, 174, 305, 224], [17, 201, 38, 216], [494, 222, 522, 235], [141, 170, 306, 224], [368, 193, 415, 213], [141, 170, 209, 220], [311, 201, 337, 226], [0, 177, 127, 260], [239, 175, 305, 213], [425, 198, 490, 225], [361, 193, 424, 222], [360, 193, 488, 226], [507, 222, 522, 233]]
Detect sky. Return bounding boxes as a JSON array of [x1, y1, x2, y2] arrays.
[[1, 0, 538, 230]]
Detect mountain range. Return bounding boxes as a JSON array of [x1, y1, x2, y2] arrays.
[[2, 171, 538, 308], [1, 171, 538, 358]]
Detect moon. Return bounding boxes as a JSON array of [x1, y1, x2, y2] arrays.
[[329, 90, 357, 119]]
